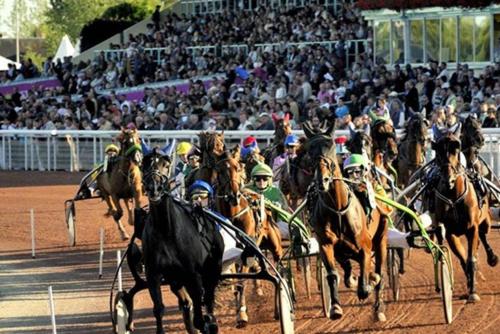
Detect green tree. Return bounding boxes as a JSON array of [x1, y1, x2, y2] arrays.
[[5, 0, 47, 38]]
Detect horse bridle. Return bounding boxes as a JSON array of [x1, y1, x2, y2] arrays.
[[214, 158, 243, 205], [142, 154, 170, 202]]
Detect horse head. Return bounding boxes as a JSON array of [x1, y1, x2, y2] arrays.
[[199, 131, 226, 163], [273, 113, 292, 141], [304, 129, 339, 192], [462, 115, 484, 151], [347, 126, 373, 160], [432, 123, 462, 190], [141, 147, 172, 203], [118, 128, 143, 164], [406, 112, 429, 145], [371, 119, 398, 161], [215, 150, 245, 206]]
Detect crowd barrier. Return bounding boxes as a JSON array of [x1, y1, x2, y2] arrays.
[[1, 129, 500, 174]]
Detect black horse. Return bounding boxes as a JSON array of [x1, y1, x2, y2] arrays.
[[131, 147, 224, 334]]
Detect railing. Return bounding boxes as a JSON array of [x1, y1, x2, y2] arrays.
[[2, 129, 500, 174], [95, 39, 370, 70]]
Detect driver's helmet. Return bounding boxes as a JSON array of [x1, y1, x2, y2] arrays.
[[188, 180, 214, 199], [176, 142, 192, 156], [284, 134, 299, 147], [343, 154, 368, 177], [105, 144, 120, 154], [251, 163, 273, 179]]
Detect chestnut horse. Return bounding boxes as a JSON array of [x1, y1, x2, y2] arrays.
[[432, 124, 498, 302], [96, 128, 143, 240], [461, 115, 491, 179], [214, 148, 283, 327], [396, 113, 429, 188], [305, 124, 388, 322]]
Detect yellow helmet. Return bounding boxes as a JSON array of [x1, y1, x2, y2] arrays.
[[105, 144, 120, 154], [176, 142, 192, 156]]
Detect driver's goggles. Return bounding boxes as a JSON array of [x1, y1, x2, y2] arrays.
[[191, 193, 209, 201]]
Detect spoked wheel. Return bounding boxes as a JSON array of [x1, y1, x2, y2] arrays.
[[64, 200, 76, 247], [300, 257, 312, 299], [277, 280, 295, 334], [318, 260, 331, 318], [440, 246, 453, 324], [387, 248, 400, 301], [113, 291, 130, 334]]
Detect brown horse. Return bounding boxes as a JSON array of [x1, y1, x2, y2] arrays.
[[262, 114, 292, 165], [396, 112, 429, 188], [305, 124, 388, 322], [461, 115, 491, 178], [214, 148, 283, 327], [242, 150, 265, 184], [347, 125, 372, 161], [432, 124, 498, 302], [184, 131, 225, 193], [96, 128, 143, 240], [371, 119, 398, 192]]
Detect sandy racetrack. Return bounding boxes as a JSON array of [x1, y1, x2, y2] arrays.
[[1, 171, 500, 333]]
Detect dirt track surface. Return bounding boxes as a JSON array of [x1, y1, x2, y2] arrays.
[[1, 171, 500, 333]]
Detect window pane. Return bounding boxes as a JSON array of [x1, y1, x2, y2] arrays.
[[392, 20, 405, 64], [475, 16, 491, 62], [441, 17, 457, 62], [410, 20, 424, 63], [375, 21, 390, 64], [459, 17, 474, 62], [426, 19, 439, 62]]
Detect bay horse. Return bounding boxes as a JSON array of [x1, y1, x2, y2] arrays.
[[396, 112, 429, 188], [96, 128, 143, 240], [262, 114, 292, 165], [461, 115, 491, 178], [214, 147, 283, 327], [242, 150, 265, 184], [305, 124, 388, 322], [184, 131, 226, 193], [347, 125, 373, 161], [370, 119, 399, 192], [141, 147, 224, 334], [432, 124, 498, 303]]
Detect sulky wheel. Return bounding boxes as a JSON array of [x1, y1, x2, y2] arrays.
[[318, 260, 331, 318], [113, 291, 130, 334], [278, 280, 295, 334], [64, 200, 76, 247], [387, 248, 400, 301], [440, 246, 453, 324]]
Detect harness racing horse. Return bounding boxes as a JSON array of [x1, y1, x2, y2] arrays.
[[140, 148, 224, 334], [262, 114, 292, 165], [347, 125, 372, 161], [461, 115, 491, 179], [305, 124, 388, 322], [432, 124, 498, 303], [396, 112, 429, 188], [185, 131, 226, 192], [214, 148, 283, 327], [370, 119, 398, 192], [96, 128, 143, 240]]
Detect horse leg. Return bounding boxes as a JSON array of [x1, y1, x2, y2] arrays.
[[446, 233, 468, 295], [131, 167, 142, 209], [466, 224, 481, 303], [124, 199, 134, 226], [235, 265, 249, 328], [337, 257, 357, 290], [111, 195, 129, 240], [479, 215, 499, 267], [320, 242, 343, 320], [103, 194, 114, 217], [147, 274, 165, 334], [203, 266, 220, 334], [172, 286, 197, 334], [358, 238, 376, 301], [373, 217, 388, 322]]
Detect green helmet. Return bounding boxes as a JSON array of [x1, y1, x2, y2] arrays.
[[343, 154, 368, 170], [251, 163, 273, 178]]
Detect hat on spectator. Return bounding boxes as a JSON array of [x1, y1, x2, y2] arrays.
[[259, 112, 270, 119]]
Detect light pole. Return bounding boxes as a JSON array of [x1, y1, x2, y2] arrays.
[[15, 0, 20, 64]]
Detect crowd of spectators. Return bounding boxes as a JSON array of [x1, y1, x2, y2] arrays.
[[1, 3, 500, 134]]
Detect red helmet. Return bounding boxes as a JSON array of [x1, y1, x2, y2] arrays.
[[335, 136, 348, 144], [243, 136, 257, 148]]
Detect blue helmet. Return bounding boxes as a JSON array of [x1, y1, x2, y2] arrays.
[[284, 134, 299, 147], [188, 180, 214, 198]]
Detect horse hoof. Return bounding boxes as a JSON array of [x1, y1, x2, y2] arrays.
[[369, 273, 381, 286], [468, 293, 480, 303], [488, 254, 498, 267], [128, 321, 135, 332], [376, 312, 387, 322], [236, 311, 248, 328], [345, 275, 358, 290], [329, 304, 343, 320], [236, 320, 248, 329], [256, 288, 264, 296], [121, 232, 130, 241], [358, 286, 371, 300]]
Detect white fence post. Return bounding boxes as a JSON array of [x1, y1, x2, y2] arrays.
[[99, 227, 104, 279], [48, 286, 57, 334], [117, 250, 122, 292], [30, 208, 35, 259]]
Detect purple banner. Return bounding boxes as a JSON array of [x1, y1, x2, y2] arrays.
[[117, 79, 216, 101], [0, 78, 62, 95]]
